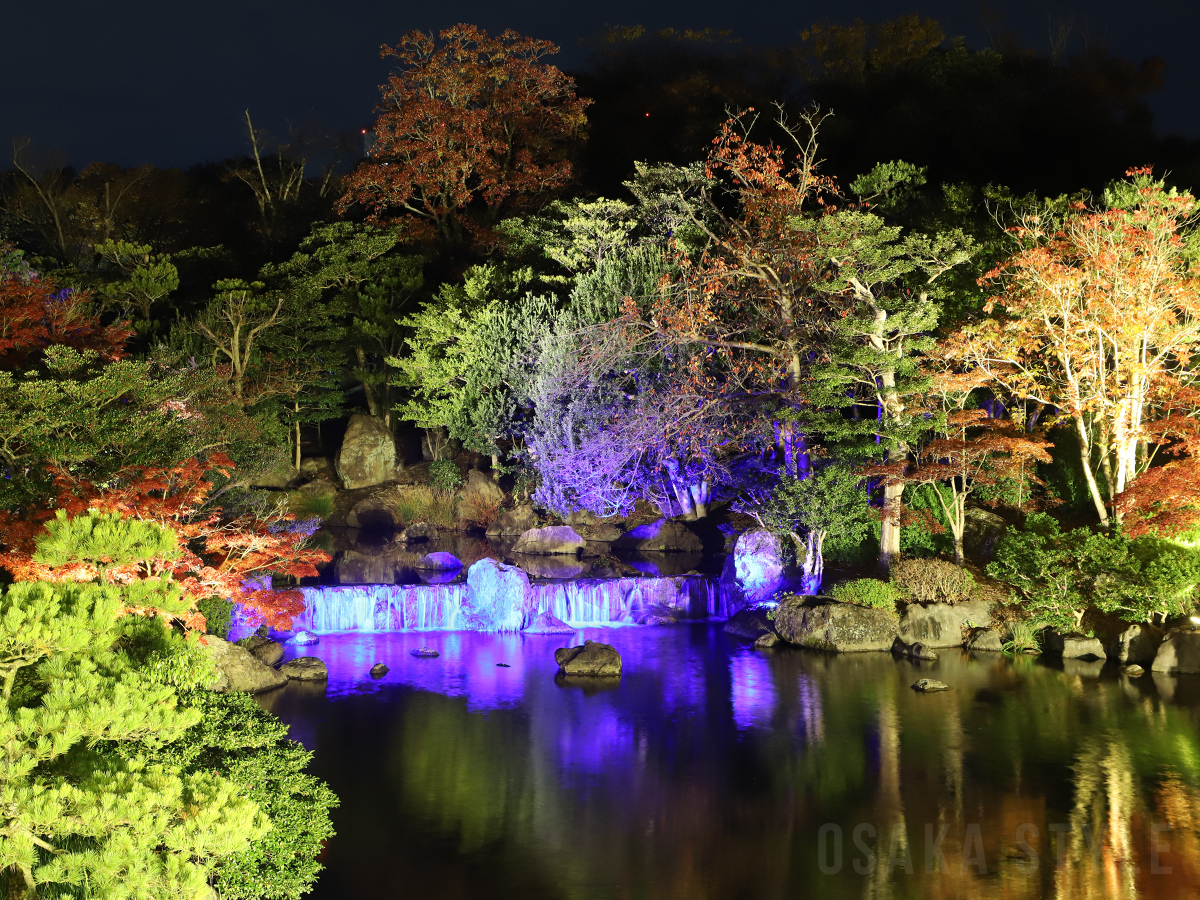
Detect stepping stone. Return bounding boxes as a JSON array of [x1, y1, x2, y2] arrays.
[[912, 678, 952, 692]]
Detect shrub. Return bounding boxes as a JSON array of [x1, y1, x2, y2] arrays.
[[829, 578, 899, 614], [1002, 620, 1040, 654], [288, 489, 334, 521], [197, 595, 234, 639], [387, 486, 431, 524], [460, 492, 501, 529], [429, 459, 463, 492], [891, 557, 976, 604], [424, 490, 460, 527]]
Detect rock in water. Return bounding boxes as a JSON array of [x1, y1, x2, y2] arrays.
[[413, 551, 462, 571], [614, 519, 703, 553], [486, 502, 539, 536], [512, 526, 586, 555], [899, 600, 995, 648], [754, 632, 780, 649], [723, 607, 777, 641], [280, 657, 328, 681], [1046, 630, 1107, 660], [555, 641, 623, 676], [410, 647, 440, 658], [202, 638, 288, 694], [1152, 629, 1200, 674], [719, 529, 787, 608], [1114, 623, 1164, 664], [345, 497, 396, 531], [523, 612, 577, 635], [912, 679, 952, 692], [246, 637, 284, 667], [1122, 664, 1145, 677], [892, 637, 939, 660], [288, 631, 320, 646], [965, 627, 1004, 652], [773, 598, 900, 652], [335, 413, 398, 489], [397, 521, 436, 543], [369, 663, 389, 677], [462, 558, 536, 632]]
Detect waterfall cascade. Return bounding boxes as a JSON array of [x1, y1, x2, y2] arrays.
[[295, 575, 736, 633]]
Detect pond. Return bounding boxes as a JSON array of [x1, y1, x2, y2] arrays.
[[260, 624, 1200, 900]]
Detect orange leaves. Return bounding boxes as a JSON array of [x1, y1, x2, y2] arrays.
[[0, 275, 131, 369], [1115, 459, 1200, 539]]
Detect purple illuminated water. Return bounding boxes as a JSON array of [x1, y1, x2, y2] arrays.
[[260, 626, 1200, 900]]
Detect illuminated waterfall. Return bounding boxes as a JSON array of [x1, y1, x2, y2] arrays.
[[296, 575, 734, 633]]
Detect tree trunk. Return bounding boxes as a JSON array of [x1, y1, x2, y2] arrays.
[[491, 452, 501, 481], [354, 345, 378, 417], [293, 405, 302, 471], [879, 479, 903, 575], [1073, 413, 1110, 527]]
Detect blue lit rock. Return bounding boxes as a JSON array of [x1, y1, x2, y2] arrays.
[[410, 647, 440, 658], [513, 526, 585, 555], [414, 551, 462, 571], [288, 631, 320, 646], [615, 519, 702, 553], [555, 641, 622, 676], [462, 558, 536, 631], [719, 528, 787, 608], [523, 612, 577, 634]]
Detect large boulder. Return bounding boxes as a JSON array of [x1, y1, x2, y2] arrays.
[[719, 529, 787, 609], [773, 598, 900, 652], [336, 414, 398, 490], [614, 519, 703, 553], [463, 469, 504, 505], [555, 641, 622, 676], [1113, 623, 1165, 665], [250, 461, 297, 489], [723, 606, 777, 641], [345, 497, 396, 531], [581, 523, 624, 543], [279, 656, 328, 681], [486, 502, 539, 537], [241, 635, 284, 667], [524, 612, 577, 634], [202, 637, 288, 694], [1046, 630, 1107, 660], [462, 558, 536, 632], [513, 526, 585, 556], [1151, 629, 1200, 674], [899, 600, 994, 648], [965, 627, 1004, 652], [962, 507, 1009, 562]]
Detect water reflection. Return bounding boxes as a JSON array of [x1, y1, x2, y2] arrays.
[[261, 626, 1200, 900]]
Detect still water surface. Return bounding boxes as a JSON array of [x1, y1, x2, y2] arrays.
[[260, 624, 1200, 900]]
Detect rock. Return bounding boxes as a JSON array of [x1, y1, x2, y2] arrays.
[[486, 502, 539, 536], [246, 637, 284, 667], [280, 656, 328, 681], [581, 523, 624, 543], [892, 637, 939, 660], [410, 647, 440, 658], [614, 519, 703, 553], [1122, 664, 1145, 677], [1063, 658, 1105, 678], [965, 627, 1004, 652], [719, 529, 787, 609], [1047, 630, 1107, 660], [565, 510, 598, 527], [345, 497, 396, 531], [512, 526, 585, 556], [523, 612, 577, 635], [962, 507, 1009, 562], [512, 554, 588, 579], [555, 641, 623, 676], [723, 607, 777, 641], [336, 414, 398, 490], [299, 456, 332, 476], [912, 679, 952, 692], [288, 631, 320, 646], [413, 551, 462, 571], [335, 550, 395, 585], [201, 637, 288, 694], [250, 460, 297, 489], [462, 469, 504, 505], [754, 632, 780, 649], [462, 558, 536, 632], [773, 598, 900, 652], [899, 600, 994, 648], [638, 614, 678, 626], [1152, 628, 1200, 674], [370, 662, 389, 677], [397, 521, 436, 542], [1114, 623, 1165, 665]]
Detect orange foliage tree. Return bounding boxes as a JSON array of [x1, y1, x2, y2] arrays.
[[952, 169, 1200, 527], [339, 24, 589, 252]]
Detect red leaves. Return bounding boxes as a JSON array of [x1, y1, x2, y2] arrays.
[[339, 24, 588, 250], [1115, 459, 1200, 539], [0, 274, 130, 369]]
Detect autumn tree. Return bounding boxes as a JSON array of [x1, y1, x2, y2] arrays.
[[953, 169, 1200, 528], [339, 24, 589, 253]]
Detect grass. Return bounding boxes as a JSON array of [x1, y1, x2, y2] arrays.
[[288, 490, 334, 521], [1002, 620, 1041, 654], [383, 486, 459, 528], [459, 493, 501, 529]]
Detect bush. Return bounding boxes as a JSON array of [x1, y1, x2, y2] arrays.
[[153, 691, 338, 900], [829, 578, 899, 614], [429, 459, 463, 492], [891, 558, 976, 604], [197, 595, 234, 640], [460, 492, 501, 528]]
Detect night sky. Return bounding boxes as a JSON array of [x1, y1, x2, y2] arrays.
[[4, 0, 1198, 169]]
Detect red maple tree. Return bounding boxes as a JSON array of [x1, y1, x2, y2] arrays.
[[339, 24, 589, 252]]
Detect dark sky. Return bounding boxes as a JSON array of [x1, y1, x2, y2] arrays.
[[4, 0, 1198, 169]]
